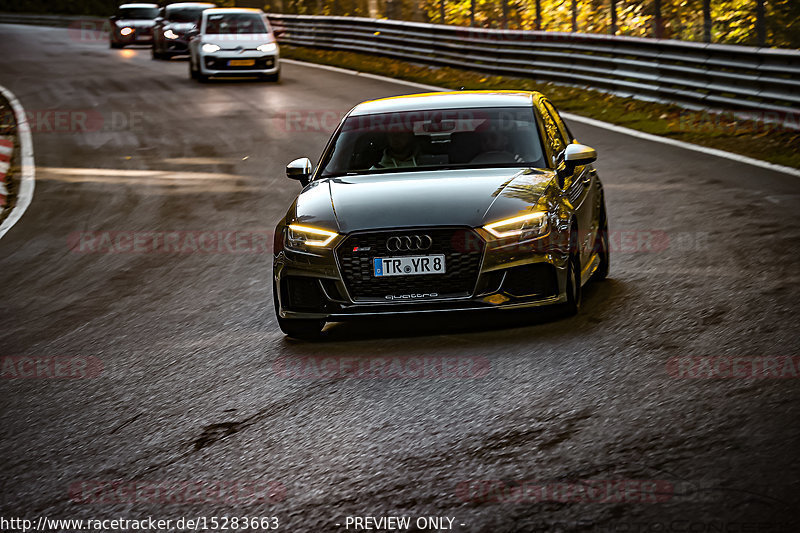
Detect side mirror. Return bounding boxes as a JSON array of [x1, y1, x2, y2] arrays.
[[110, 15, 119, 21], [185, 28, 199, 38], [557, 143, 597, 186], [564, 143, 597, 165], [286, 157, 313, 184]]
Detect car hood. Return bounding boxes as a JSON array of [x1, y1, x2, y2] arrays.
[[164, 22, 197, 32], [291, 167, 557, 234], [117, 19, 156, 28], [200, 33, 273, 49]]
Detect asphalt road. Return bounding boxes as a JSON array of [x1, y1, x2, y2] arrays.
[[1, 23, 799, 532]]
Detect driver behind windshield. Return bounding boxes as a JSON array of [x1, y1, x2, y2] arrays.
[[372, 131, 421, 169], [471, 126, 523, 164]]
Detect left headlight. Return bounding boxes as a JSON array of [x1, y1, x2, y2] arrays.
[[120, 27, 134, 36], [164, 29, 179, 39], [286, 224, 339, 249], [257, 42, 278, 53], [483, 212, 549, 240], [201, 43, 220, 53]]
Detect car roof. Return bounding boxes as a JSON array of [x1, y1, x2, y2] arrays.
[[166, 2, 216, 9], [202, 8, 265, 15], [119, 3, 159, 8], [349, 91, 543, 116]]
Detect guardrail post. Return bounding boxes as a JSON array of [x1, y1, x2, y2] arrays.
[[756, 0, 766, 47], [572, 0, 578, 32], [702, 0, 711, 42], [610, 0, 617, 35], [653, 0, 663, 38], [535, 0, 542, 30]]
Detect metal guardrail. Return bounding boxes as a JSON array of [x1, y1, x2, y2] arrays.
[[0, 13, 98, 26], [3, 12, 798, 117], [268, 14, 800, 116]]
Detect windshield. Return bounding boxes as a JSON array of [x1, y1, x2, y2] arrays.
[[118, 7, 159, 19], [204, 13, 268, 34], [167, 7, 208, 23], [318, 107, 546, 177]]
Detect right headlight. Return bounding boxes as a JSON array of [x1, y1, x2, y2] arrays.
[[201, 43, 220, 53], [483, 211, 549, 240], [285, 224, 339, 250]]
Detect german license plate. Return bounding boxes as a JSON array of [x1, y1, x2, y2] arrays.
[[373, 255, 446, 277], [228, 59, 255, 66]]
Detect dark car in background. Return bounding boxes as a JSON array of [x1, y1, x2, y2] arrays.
[[272, 91, 609, 339], [109, 3, 159, 48], [152, 2, 216, 59]]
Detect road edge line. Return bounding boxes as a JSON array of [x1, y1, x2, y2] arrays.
[[281, 58, 800, 179], [0, 84, 35, 240]]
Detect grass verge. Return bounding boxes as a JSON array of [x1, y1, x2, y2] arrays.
[[281, 45, 800, 170]]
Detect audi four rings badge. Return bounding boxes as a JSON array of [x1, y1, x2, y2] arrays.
[[386, 235, 433, 251]]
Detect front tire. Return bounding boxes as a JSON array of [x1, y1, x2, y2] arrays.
[[562, 227, 582, 316], [591, 207, 610, 282], [190, 59, 208, 82], [110, 41, 122, 49], [563, 251, 582, 316], [260, 70, 280, 82]]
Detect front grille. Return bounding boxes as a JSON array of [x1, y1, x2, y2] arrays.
[[204, 56, 275, 70], [336, 228, 485, 302]]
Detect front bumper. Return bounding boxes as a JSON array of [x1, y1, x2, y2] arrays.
[[161, 37, 190, 54], [273, 226, 571, 321], [111, 29, 153, 45], [199, 52, 279, 76]]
